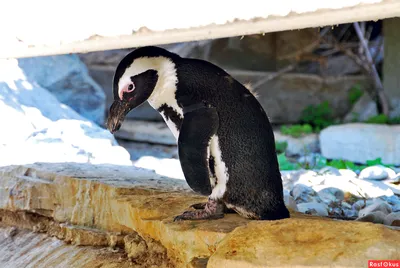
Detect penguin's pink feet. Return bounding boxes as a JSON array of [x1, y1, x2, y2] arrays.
[[174, 198, 225, 221]]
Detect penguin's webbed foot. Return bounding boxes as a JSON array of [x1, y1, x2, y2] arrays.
[[174, 198, 225, 221], [190, 202, 207, 210], [190, 202, 237, 214]]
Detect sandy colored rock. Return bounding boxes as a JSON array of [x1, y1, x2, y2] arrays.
[[208, 219, 400, 268], [0, 162, 246, 266], [0, 162, 399, 267], [0, 226, 136, 268]]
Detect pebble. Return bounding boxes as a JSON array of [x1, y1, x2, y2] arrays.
[[385, 195, 400, 205], [344, 209, 358, 218], [352, 200, 366, 211], [392, 204, 400, 212], [317, 187, 345, 203], [297, 202, 328, 217], [297, 154, 316, 167], [359, 200, 392, 217], [290, 184, 321, 203], [284, 195, 298, 212], [358, 165, 388, 180], [390, 173, 400, 184], [384, 167, 397, 180], [319, 166, 341, 176], [356, 211, 387, 224], [383, 212, 400, 226], [341, 201, 352, 210]]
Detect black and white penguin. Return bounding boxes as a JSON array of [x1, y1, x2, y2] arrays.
[[107, 46, 290, 221]]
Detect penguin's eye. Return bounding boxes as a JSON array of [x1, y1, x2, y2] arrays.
[[128, 84, 134, 90]]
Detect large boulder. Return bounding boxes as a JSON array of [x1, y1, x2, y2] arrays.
[[320, 123, 400, 165], [230, 71, 369, 123], [0, 162, 399, 267], [17, 54, 106, 125], [0, 59, 131, 167]]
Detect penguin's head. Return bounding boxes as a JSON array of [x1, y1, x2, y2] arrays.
[[106, 46, 179, 133]]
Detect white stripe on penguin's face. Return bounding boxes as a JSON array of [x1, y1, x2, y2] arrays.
[[209, 135, 229, 200], [118, 56, 183, 117]]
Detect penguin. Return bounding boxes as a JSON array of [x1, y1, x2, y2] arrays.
[[106, 46, 290, 221]]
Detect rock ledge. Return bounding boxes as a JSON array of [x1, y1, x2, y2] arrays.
[[0, 162, 399, 267]]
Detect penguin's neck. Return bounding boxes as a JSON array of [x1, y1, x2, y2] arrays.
[[143, 57, 183, 139]]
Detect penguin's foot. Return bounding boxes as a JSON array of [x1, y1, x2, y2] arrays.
[[190, 202, 237, 214], [174, 198, 225, 221]]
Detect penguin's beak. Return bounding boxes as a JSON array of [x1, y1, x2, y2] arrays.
[[106, 100, 131, 134]]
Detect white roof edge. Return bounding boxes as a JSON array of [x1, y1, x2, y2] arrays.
[[1, 0, 399, 59]]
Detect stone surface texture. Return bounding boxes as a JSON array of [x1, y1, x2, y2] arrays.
[[0, 59, 131, 167], [0, 162, 399, 268], [18, 54, 106, 125], [274, 131, 319, 156], [0, 226, 143, 268], [320, 123, 400, 165]]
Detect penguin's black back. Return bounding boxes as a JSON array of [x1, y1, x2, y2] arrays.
[[174, 57, 288, 219]]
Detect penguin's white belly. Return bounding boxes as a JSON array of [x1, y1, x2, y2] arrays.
[[160, 113, 180, 140], [209, 135, 230, 199]]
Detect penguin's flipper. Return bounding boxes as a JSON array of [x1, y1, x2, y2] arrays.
[[177, 103, 219, 196]]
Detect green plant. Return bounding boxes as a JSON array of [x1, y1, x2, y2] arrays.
[[389, 116, 400, 124], [300, 101, 335, 131], [364, 114, 400, 125], [275, 141, 288, 154], [280, 124, 313, 138], [277, 153, 298, 170], [364, 114, 389, 124], [348, 84, 363, 105]]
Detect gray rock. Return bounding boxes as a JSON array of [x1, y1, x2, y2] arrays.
[[319, 166, 341, 176], [231, 71, 370, 124], [318, 187, 345, 203], [319, 54, 361, 76], [393, 167, 400, 173], [359, 201, 392, 217], [117, 140, 178, 161], [297, 202, 328, 217], [384, 167, 397, 180], [358, 165, 389, 180], [343, 94, 378, 123], [383, 212, 400, 226], [391, 174, 400, 184], [356, 211, 387, 224], [341, 202, 352, 210], [274, 131, 319, 156], [114, 120, 176, 145], [385, 195, 400, 206], [290, 184, 321, 204], [297, 154, 316, 167], [352, 200, 367, 211], [0, 58, 131, 167], [320, 123, 400, 166], [284, 194, 298, 212], [18, 54, 106, 125], [392, 204, 400, 212], [344, 209, 359, 218]]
